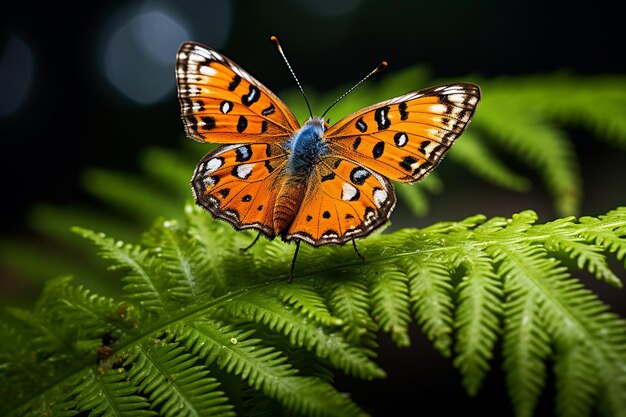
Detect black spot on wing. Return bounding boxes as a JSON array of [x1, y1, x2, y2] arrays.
[[201, 116, 216, 130], [242, 194, 252, 202], [399, 101, 408, 120], [418, 140, 431, 154], [374, 106, 391, 130], [185, 116, 198, 133], [372, 141, 385, 159], [242, 85, 260, 106], [262, 104, 275, 116], [237, 115, 248, 133], [219, 188, 230, 198], [355, 117, 367, 133], [261, 120, 268, 133], [413, 161, 433, 176], [321, 172, 336, 182], [352, 136, 362, 151], [350, 167, 371, 185], [400, 156, 417, 171], [322, 211, 331, 219], [228, 74, 241, 91]]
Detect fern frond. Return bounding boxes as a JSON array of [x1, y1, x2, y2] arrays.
[[403, 259, 455, 357], [501, 273, 552, 417], [271, 281, 342, 326], [452, 247, 503, 396], [491, 242, 626, 417], [3, 207, 625, 417], [177, 320, 366, 417], [72, 227, 166, 314], [142, 218, 214, 302], [366, 264, 412, 347], [72, 368, 155, 417], [222, 289, 385, 380], [546, 235, 623, 287], [554, 342, 598, 417], [324, 276, 378, 346], [126, 341, 235, 417]]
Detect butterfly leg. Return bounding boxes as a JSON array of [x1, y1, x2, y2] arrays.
[[240, 231, 262, 253], [289, 241, 301, 283], [352, 240, 365, 261]]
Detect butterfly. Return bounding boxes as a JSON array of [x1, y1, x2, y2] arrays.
[[175, 38, 481, 280]]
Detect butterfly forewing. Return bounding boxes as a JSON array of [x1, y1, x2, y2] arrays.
[[325, 83, 481, 183], [192, 143, 289, 238], [176, 42, 300, 143], [284, 155, 396, 246]]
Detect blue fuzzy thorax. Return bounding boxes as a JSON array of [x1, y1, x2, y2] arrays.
[[284, 117, 329, 176]]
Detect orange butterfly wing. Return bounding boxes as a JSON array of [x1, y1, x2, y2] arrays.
[[325, 83, 481, 182], [176, 42, 300, 143], [177, 42, 300, 238], [192, 143, 289, 238], [284, 155, 396, 246]]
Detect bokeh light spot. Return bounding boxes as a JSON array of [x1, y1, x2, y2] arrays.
[[103, 8, 189, 104], [0, 36, 34, 117]]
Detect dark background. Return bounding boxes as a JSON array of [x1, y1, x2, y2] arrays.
[[1, 1, 624, 416], [2, 0, 624, 230]]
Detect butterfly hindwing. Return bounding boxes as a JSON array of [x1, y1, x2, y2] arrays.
[[176, 42, 300, 144], [192, 143, 289, 238], [284, 155, 396, 246], [325, 83, 481, 183]]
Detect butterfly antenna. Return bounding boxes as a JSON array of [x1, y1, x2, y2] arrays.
[[271, 36, 313, 118], [321, 61, 387, 119]]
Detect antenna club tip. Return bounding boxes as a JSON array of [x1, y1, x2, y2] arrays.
[[378, 61, 388, 70], [270, 35, 279, 44]]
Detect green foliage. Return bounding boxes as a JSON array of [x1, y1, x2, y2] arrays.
[[1, 206, 625, 417]]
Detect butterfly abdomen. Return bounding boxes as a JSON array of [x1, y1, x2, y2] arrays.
[[273, 176, 307, 237]]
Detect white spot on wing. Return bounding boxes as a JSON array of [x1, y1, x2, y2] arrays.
[[448, 94, 467, 104], [203, 176, 217, 186], [373, 189, 388, 208], [430, 104, 448, 113], [235, 163, 253, 179], [199, 65, 217, 76], [205, 158, 223, 173], [395, 133, 408, 147], [220, 101, 232, 113], [341, 182, 358, 201]]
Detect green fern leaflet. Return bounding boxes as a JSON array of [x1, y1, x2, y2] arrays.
[[1, 206, 624, 417]]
